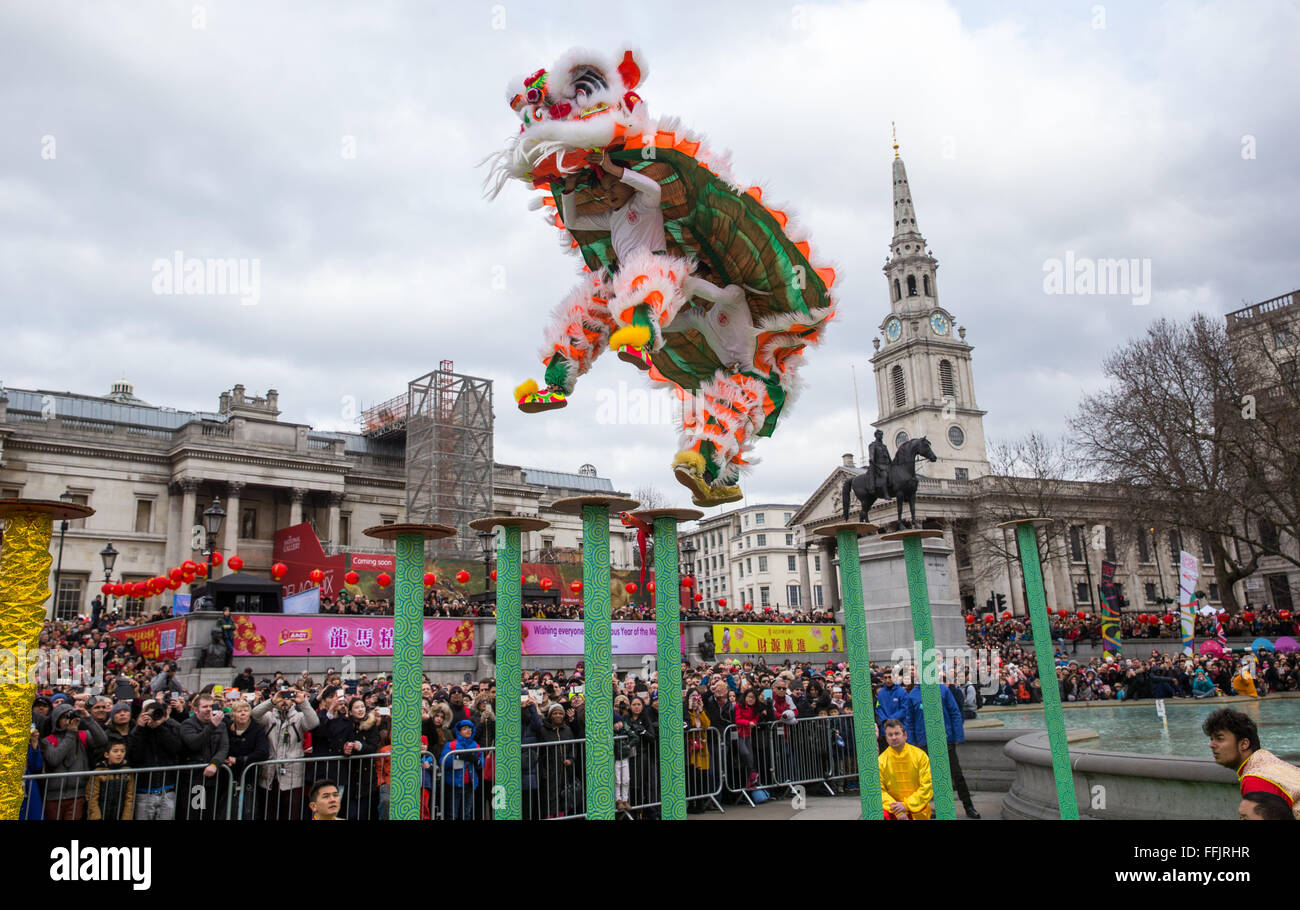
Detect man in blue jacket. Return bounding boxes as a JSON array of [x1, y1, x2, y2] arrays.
[[902, 668, 980, 818], [874, 666, 909, 753]]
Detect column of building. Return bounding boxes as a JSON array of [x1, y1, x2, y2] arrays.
[[327, 491, 344, 550], [223, 480, 244, 557], [290, 487, 306, 527], [178, 477, 199, 561]]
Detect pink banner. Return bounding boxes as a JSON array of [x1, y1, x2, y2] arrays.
[[349, 553, 395, 572], [520, 621, 681, 655], [232, 615, 474, 657]]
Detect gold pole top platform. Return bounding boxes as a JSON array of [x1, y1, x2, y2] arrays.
[[363, 523, 456, 541], [469, 516, 550, 532], [878, 528, 944, 543], [549, 495, 641, 516], [629, 507, 705, 524], [811, 521, 878, 538], [0, 498, 95, 522]]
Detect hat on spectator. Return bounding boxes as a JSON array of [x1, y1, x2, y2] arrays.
[[34, 696, 52, 708], [449, 685, 464, 695], [111, 701, 132, 715], [50, 692, 69, 703]]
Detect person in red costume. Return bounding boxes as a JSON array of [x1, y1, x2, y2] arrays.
[[1203, 708, 1300, 818]]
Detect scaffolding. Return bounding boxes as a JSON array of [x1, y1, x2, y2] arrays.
[[405, 361, 494, 559]]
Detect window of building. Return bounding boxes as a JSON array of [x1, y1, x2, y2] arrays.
[[67, 493, 90, 529], [907, 275, 917, 296], [756, 513, 766, 525], [1208, 583, 1220, 602], [1101, 526, 1115, 562], [758, 556, 768, 573], [1276, 323, 1295, 350], [893, 278, 901, 301], [746, 558, 752, 573], [939, 360, 955, 399], [787, 585, 801, 607], [895, 430, 909, 448], [1260, 518, 1280, 552], [380, 514, 397, 551], [1167, 529, 1181, 563], [814, 555, 821, 572], [134, 499, 153, 533], [121, 575, 151, 619], [891, 365, 907, 408], [1145, 582, 1158, 603], [948, 425, 965, 448], [1, 486, 21, 499], [1200, 534, 1214, 565], [756, 533, 766, 547], [1069, 526, 1085, 563], [1137, 529, 1151, 563], [1075, 581, 1091, 604], [955, 530, 972, 568], [760, 586, 770, 607], [954, 467, 969, 482], [923, 275, 931, 296], [787, 555, 797, 572], [744, 514, 749, 528], [738, 561, 744, 577], [240, 507, 257, 540], [338, 513, 350, 547], [813, 585, 824, 607], [54, 576, 85, 622], [783, 512, 792, 524], [785, 533, 793, 546]]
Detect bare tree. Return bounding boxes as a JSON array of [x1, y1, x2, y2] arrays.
[[1068, 314, 1287, 612], [632, 485, 669, 510]]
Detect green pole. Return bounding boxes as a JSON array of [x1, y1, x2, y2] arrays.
[[1008, 519, 1079, 819], [390, 530, 425, 821], [652, 515, 686, 819], [495, 525, 523, 819], [831, 526, 885, 820], [582, 504, 615, 819], [894, 532, 955, 820]]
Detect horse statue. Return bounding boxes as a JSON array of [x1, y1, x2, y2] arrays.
[[841, 437, 938, 528]]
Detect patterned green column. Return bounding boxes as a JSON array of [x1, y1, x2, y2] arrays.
[[817, 524, 884, 820], [885, 530, 955, 820], [581, 504, 615, 819], [1005, 519, 1078, 819], [364, 522, 452, 822], [495, 526, 523, 819], [652, 515, 686, 819]]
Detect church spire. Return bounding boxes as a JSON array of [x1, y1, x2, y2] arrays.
[[891, 138, 923, 248]]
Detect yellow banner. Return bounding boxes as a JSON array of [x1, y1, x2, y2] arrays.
[[713, 623, 844, 656]]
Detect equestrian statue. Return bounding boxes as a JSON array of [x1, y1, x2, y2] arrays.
[[841, 430, 938, 528]]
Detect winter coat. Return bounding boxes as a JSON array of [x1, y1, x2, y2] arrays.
[[875, 683, 908, 723], [86, 761, 135, 820], [180, 714, 230, 767], [440, 721, 484, 789], [252, 698, 320, 791], [902, 685, 964, 749], [734, 702, 762, 739], [126, 717, 183, 770], [41, 704, 108, 797], [685, 708, 710, 771], [225, 718, 272, 783]]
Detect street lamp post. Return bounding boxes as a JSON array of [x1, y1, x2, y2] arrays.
[[478, 529, 494, 593], [201, 498, 226, 611], [679, 539, 696, 609], [99, 542, 119, 608], [51, 490, 74, 617]]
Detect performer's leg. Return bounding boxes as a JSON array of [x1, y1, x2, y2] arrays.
[[673, 370, 768, 506], [517, 278, 613, 412], [947, 741, 979, 817], [606, 248, 691, 369]]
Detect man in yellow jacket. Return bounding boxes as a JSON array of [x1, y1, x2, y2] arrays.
[[878, 718, 932, 820]]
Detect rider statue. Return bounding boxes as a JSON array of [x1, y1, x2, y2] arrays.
[[868, 429, 892, 499]]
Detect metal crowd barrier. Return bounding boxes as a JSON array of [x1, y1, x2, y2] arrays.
[[722, 715, 856, 805], [23, 762, 236, 820], [620, 725, 725, 817], [237, 751, 421, 820]]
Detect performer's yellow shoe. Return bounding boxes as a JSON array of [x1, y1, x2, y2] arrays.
[[609, 325, 652, 351], [515, 379, 567, 414], [672, 450, 743, 506]]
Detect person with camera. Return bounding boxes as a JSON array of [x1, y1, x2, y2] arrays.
[[223, 697, 270, 819], [328, 696, 381, 820], [252, 687, 319, 820], [127, 698, 183, 819], [40, 701, 108, 820], [179, 693, 229, 820]]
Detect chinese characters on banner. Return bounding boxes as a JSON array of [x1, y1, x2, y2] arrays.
[[712, 624, 844, 655], [231, 615, 473, 657]]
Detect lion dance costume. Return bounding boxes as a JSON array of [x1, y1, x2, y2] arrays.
[[485, 47, 836, 507]]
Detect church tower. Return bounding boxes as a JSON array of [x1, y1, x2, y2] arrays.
[[870, 128, 989, 481]]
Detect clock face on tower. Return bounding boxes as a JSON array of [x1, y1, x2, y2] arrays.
[[885, 317, 902, 343], [930, 311, 951, 336]]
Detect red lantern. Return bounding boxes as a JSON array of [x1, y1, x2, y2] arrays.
[[1057, 609, 1068, 618], [455, 570, 470, 584], [1216, 612, 1228, 622], [490, 569, 497, 582], [1001, 610, 1012, 620], [424, 572, 437, 586], [682, 576, 695, 588], [763, 606, 773, 613], [169, 568, 183, 583], [570, 580, 582, 594], [625, 582, 637, 595], [982, 614, 993, 623], [271, 563, 287, 580], [964, 615, 975, 624], [167, 580, 181, 591], [743, 602, 753, 611], [182, 574, 195, 585], [694, 592, 703, 602], [540, 577, 553, 591], [133, 582, 148, 597], [646, 581, 656, 594], [345, 571, 360, 586], [181, 560, 197, 573], [309, 569, 324, 585], [227, 555, 244, 572], [1243, 611, 1255, 622], [1076, 611, 1087, 620], [1136, 613, 1147, 623], [1162, 613, 1175, 625], [210, 552, 223, 566], [717, 598, 727, 607], [100, 583, 113, 595], [1279, 610, 1292, 621], [377, 573, 392, 587], [194, 563, 208, 577]]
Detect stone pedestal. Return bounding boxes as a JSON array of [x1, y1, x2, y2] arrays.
[[854, 534, 965, 662]]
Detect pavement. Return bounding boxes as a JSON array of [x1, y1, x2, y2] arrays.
[[695, 787, 1004, 820]]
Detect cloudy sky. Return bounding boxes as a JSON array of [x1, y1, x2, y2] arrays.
[[3, 0, 1297, 509]]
